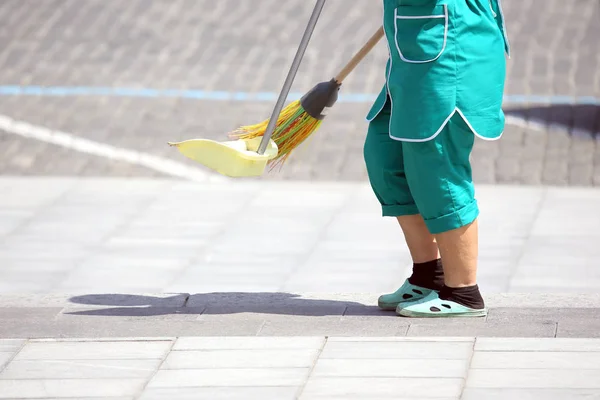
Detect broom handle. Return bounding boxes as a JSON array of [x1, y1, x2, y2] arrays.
[[258, 0, 327, 155], [334, 26, 385, 84]]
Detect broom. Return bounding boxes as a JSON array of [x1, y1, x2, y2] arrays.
[[230, 25, 385, 168]]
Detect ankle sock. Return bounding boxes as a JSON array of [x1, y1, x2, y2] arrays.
[[439, 284, 485, 309], [407, 258, 445, 291]]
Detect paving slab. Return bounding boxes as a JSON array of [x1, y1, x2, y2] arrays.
[[470, 351, 600, 370], [173, 336, 325, 350], [466, 368, 600, 389], [0, 353, 14, 370], [301, 397, 457, 400], [0, 307, 62, 320], [0, 358, 162, 379], [0, 314, 267, 338], [556, 320, 600, 338], [475, 338, 600, 352], [0, 378, 147, 398], [162, 349, 320, 369], [257, 315, 409, 337], [301, 377, 464, 398], [0, 339, 25, 352], [407, 321, 557, 338], [311, 358, 469, 378], [139, 387, 299, 400], [22, 398, 132, 400], [461, 388, 600, 400], [487, 307, 600, 325], [148, 367, 310, 388], [13, 340, 173, 360], [319, 340, 474, 360]]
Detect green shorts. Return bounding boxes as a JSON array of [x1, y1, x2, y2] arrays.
[[363, 99, 479, 235]]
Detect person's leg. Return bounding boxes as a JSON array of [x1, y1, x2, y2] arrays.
[[396, 215, 440, 264], [363, 100, 444, 310], [435, 218, 478, 288], [396, 114, 486, 317]]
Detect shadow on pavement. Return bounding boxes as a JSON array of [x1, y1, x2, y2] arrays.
[[504, 104, 600, 135], [65, 293, 393, 317]]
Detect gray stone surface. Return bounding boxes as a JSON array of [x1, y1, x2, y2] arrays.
[[0, 301, 596, 339], [466, 369, 600, 389], [407, 321, 557, 338], [162, 349, 320, 369], [0, 378, 147, 398], [311, 358, 469, 378], [0, 359, 163, 379], [0, 1, 598, 184], [301, 377, 465, 398], [319, 340, 473, 359], [0, 176, 599, 396], [0, 339, 24, 352], [0, 353, 13, 370], [173, 336, 324, 350], [140, 387, 299, 400], [257, 315, 410, 337], [470, 351, 600, 370], [0, 178, 600, 295], [0, 293, 188, 308], [148, 368, 310, 388], [556, 320, 600, 338], [0, 337, 599, 398], [14, 340, 172, 360], [462, 389, 600, 400], [475, 337, 600, 352]]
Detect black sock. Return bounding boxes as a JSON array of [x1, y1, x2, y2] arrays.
[[407, 259, 445, 291], [439, 284, 485, 309]]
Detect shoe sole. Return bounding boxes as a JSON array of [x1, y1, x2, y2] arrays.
[[397, 308, 488, 318]]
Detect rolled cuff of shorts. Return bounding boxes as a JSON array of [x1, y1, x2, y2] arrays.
[[424, 200, 480, 234], [382, 204, 420, 217]]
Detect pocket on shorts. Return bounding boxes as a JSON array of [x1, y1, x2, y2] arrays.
[[393, 4, 448, 64]]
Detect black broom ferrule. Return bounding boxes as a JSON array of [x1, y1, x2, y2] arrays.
[[300, 78, 341, 120]]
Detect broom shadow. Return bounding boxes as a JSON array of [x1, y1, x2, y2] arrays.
[[64, 292, 392, 317]]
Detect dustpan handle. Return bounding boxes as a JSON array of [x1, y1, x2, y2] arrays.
[[257, 0, 327, 155]]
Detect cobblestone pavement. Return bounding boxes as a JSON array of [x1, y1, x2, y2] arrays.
[[0, 0, 599, 184]]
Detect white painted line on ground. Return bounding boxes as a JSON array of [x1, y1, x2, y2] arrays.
[[0, 114, 222, 183]]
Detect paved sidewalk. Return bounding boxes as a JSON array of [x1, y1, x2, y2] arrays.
[[1, 177, 600, 398], [2, 336, 600, 399], [1, 177, 600, 294]]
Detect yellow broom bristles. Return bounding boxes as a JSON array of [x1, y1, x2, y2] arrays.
[[230, 100, 323, 168]]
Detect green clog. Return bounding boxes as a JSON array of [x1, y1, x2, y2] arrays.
[[396, 292, 487, 318], [378, 279, 434, 311]]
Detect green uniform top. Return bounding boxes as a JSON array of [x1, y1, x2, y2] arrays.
[[366, 0, 510, 141]]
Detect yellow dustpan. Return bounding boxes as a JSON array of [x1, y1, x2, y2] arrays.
[[167, 137, 278, 177], [168, 0, 326, 178]]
